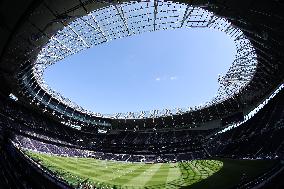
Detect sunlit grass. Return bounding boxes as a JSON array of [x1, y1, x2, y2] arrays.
[[25, 151, 223, 189], [25, 150, 277, 189]]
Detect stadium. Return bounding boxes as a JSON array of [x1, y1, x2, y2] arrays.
[[0, 0, 283, 188]]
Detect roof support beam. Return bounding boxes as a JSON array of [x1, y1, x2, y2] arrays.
[[68, 25, 90, 48], [114, 4, 130, 35], [153, 0, 158, 31], [180, 6, 195, 28], [84, 15, 108, 42]]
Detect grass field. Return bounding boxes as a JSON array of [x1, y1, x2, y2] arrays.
[[25, 151, 277, 189]]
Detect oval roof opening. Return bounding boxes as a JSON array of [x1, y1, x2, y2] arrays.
[[44, 28, 236, 114], [29, 1, 257, 120]]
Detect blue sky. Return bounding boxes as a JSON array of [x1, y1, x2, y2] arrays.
[[44, 28, 236, 114]]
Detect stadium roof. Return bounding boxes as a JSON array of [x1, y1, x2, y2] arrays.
[[22, 2, 257, 118], [0, 0, 283, 130]]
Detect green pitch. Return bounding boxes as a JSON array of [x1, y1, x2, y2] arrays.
[[25, 151, 277, 189]]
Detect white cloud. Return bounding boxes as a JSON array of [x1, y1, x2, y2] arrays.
[[170, 76, 177, 80], [155, 76, 178, 82], [155, 76, 178, 81]]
